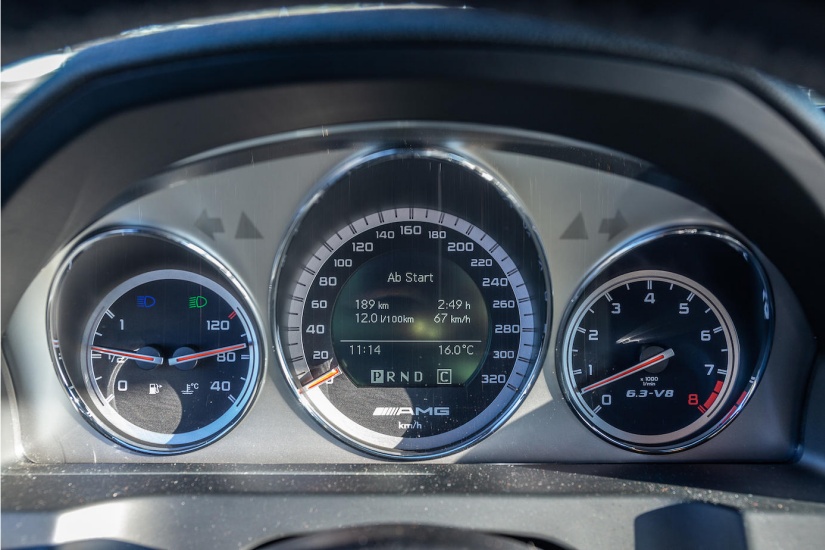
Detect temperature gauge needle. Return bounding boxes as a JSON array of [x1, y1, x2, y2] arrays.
[[90, 346, 164, 365], [580, 348, 675, 394], [168, 343, 248, 366]]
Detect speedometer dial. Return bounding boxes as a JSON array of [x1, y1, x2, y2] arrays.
[[274, 150, 549, 458]]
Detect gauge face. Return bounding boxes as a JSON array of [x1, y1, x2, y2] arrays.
[[275, 151, 549, 458], [560, 270, 740, 450], [78, 268, 261, 453]]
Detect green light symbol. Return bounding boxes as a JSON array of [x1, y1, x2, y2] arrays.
[[188, 296, 207, 309]]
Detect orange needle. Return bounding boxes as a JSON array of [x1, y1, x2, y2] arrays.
[[580, 348, 675, 394], [168, 343, 247, 366], [302, 367, 342, 391]]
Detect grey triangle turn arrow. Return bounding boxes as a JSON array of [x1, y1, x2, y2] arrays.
[[235, 212, 263, 239], [598, 210, 628, 240], [195, 210, 224, 240], [560, 213, 588, 240]]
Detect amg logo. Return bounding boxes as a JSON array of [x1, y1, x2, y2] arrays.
[[373, 406, 450, 416]]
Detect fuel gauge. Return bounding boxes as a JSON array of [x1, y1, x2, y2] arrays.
[[82, 270, 259, 451], [49, 229, 263, 454]]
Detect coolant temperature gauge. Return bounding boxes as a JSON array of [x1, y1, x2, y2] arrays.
[[79, 269, 261, 453]]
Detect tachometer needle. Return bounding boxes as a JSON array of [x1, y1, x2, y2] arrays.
[[580, 348, 675, 394], [168, 343, 248, 366], [90, 346, 164, 365]]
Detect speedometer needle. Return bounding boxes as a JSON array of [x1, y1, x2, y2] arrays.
[[580, 348, 675, 394], [168, 343, 248, 366], [90, 346, 164, 365]]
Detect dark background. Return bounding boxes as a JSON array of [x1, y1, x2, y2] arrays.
[[3, 0, 825, 90]]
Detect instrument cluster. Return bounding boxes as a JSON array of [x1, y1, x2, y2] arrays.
[[32, 123, 783, 461]]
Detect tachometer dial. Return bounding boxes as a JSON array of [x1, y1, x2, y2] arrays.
[[560, 270, 738, 449], [274, 150, 549, 458], [557, 228, 773, 453]]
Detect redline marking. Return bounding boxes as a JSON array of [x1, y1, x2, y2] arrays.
[[302, 367, 341, 391], [228, 311, 237, 320], [735, 391, 747, 406], [722, 405, 738, 423], [703, 382, 723, 410], [698, 405, 707, 413]]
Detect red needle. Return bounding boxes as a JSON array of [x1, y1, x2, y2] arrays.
[[580, 348, 675, 394], [168, 343, 248, 366], [90, 346, 164, 365]]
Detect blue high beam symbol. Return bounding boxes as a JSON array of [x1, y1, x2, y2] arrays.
[[188, 296, 207, 309], [136, 296, 156, 308]]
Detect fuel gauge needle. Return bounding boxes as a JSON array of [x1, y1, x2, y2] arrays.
[[580, 348, 675, 394], [90, 346, 164, 365], [168, 343, 248, 366]]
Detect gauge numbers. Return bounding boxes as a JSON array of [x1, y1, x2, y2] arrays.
[[82, 269, 261, 452], [561, 270, 739, 451], [282, 208, 541, 456], [274, 150, 549, 458]]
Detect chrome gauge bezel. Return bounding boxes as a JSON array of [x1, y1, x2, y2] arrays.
[[556, 226, 773, 453], [561, 270, 740, 448], [47, 227, 266, 455], [271, 148, 552, 460]]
